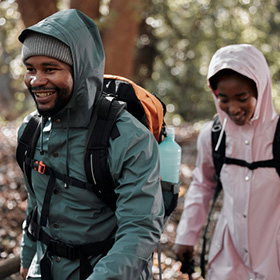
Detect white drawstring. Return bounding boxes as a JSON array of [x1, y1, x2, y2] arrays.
[[215, 116, 227, 151]]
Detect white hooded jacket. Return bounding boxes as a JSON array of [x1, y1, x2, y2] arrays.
[[175, 44, 280, 279]]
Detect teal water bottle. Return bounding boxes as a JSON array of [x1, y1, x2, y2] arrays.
[[159, 126, 182, 183]]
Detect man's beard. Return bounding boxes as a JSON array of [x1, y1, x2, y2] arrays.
[[29, 87, 72, 117]]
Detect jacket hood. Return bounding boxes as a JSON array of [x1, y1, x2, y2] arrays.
[[19, 9, 105, 128], [207, 44, 276, 130]]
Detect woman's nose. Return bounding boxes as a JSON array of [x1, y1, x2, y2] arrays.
[[228, 102, 241, 115]]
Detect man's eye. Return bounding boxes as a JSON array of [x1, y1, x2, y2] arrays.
[[26, 67, 34, 72]]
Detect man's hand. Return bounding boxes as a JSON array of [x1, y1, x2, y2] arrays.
[[20, 266, 29, 280]]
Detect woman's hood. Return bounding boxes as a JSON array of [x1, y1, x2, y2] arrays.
[[207, 44, 276, 129], [19, 9, 105, 127]]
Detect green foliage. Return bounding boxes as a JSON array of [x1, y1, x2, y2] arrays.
[[143, 0, 280, 124], [2, 0, 280, 123], [0, 0, 33, 120]]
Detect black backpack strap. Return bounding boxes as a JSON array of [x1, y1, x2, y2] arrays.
[[273, 115, 280, 177], [216, 115, 280, 173], [16, 114, 41, 193], [84, 94, 127, 210], [211, 115, 226, 181], [26, 207, 115, 280], [200, 115, 225, 278]]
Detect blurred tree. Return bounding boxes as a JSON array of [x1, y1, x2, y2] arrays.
[[133, 15, 157, 85], [2, 0, 280, 123], [144, 0, 280, 124], [15, 0, 141, 78], [70, 0, 100, 19], [102, 0, 141, 77], [0, 1, 25, 120], [16, 0, 57, 27], [0, 0, 146, 120]]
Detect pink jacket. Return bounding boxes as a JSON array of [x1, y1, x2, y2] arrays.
[[176, 44, 280, 279]]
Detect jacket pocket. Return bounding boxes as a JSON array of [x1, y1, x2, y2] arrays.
[[208, 214, 227, 266], [26, 254, 41, 279], [26, 263, 41, 279]]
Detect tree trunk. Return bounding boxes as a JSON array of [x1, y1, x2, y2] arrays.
[[102, 0, 141, 78], [133, 20, 157, 86], [16, 0, 141, 79], [0, 255, 20, 279], [70, 0, 100, 20], [16, 0, 58, 27]]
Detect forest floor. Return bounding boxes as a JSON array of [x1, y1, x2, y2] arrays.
[[0, 119, 222, 280]]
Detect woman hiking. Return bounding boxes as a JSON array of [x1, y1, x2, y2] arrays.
[[173, 44, 280, 279]]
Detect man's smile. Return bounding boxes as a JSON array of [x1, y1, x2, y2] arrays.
[[34, 91, 56, 98], [31, 89, 57, 105]]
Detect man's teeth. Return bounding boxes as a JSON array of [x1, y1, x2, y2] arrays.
[[35, 92, 54, 97]]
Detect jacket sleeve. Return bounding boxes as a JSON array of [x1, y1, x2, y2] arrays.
[[17, 119, 37, 268], [88, 111, 165, 279], [20, 190, 37, 268], [175, 121, 217, 246]]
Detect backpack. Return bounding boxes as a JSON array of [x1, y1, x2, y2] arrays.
[[16, 74, 179, 218], [200, 114, 280, 278]]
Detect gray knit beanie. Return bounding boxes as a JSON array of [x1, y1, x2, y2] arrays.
[[22, 32, 73, 66]]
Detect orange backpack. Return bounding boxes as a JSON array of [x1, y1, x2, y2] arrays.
[[103, 74, 165, 142]]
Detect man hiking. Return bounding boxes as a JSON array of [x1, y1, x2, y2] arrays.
[[17, 9, 164, 280]]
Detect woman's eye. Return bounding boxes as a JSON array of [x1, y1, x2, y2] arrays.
[[239, 98, 248, 103], [218, 98, 228, 104]]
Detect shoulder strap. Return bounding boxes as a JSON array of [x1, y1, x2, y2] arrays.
[[201, 115, 225, 278], [273, 115, 280, 177], [212, 115, 280, 176], [16, 114, 41, 192], [84, 94, 127, 210], [211, 114, 226, 181]]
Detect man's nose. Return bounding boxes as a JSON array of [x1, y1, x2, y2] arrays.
[[30, 73, 47, 87]]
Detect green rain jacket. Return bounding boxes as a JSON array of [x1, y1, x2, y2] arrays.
[[18, 9, 164, 280]]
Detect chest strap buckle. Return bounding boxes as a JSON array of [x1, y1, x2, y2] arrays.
[[34, 161, 46, 174]]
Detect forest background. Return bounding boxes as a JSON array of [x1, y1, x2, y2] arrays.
[[2, 0, 280, 123], [1, 0, 280, 279]]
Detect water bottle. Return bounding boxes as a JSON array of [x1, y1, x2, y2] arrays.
[[159, 126, 182, 183]]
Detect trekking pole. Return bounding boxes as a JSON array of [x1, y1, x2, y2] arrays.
[[180, 254, 194, 280], [200, 180, 222, 278], [157, 242, 164, 280]]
